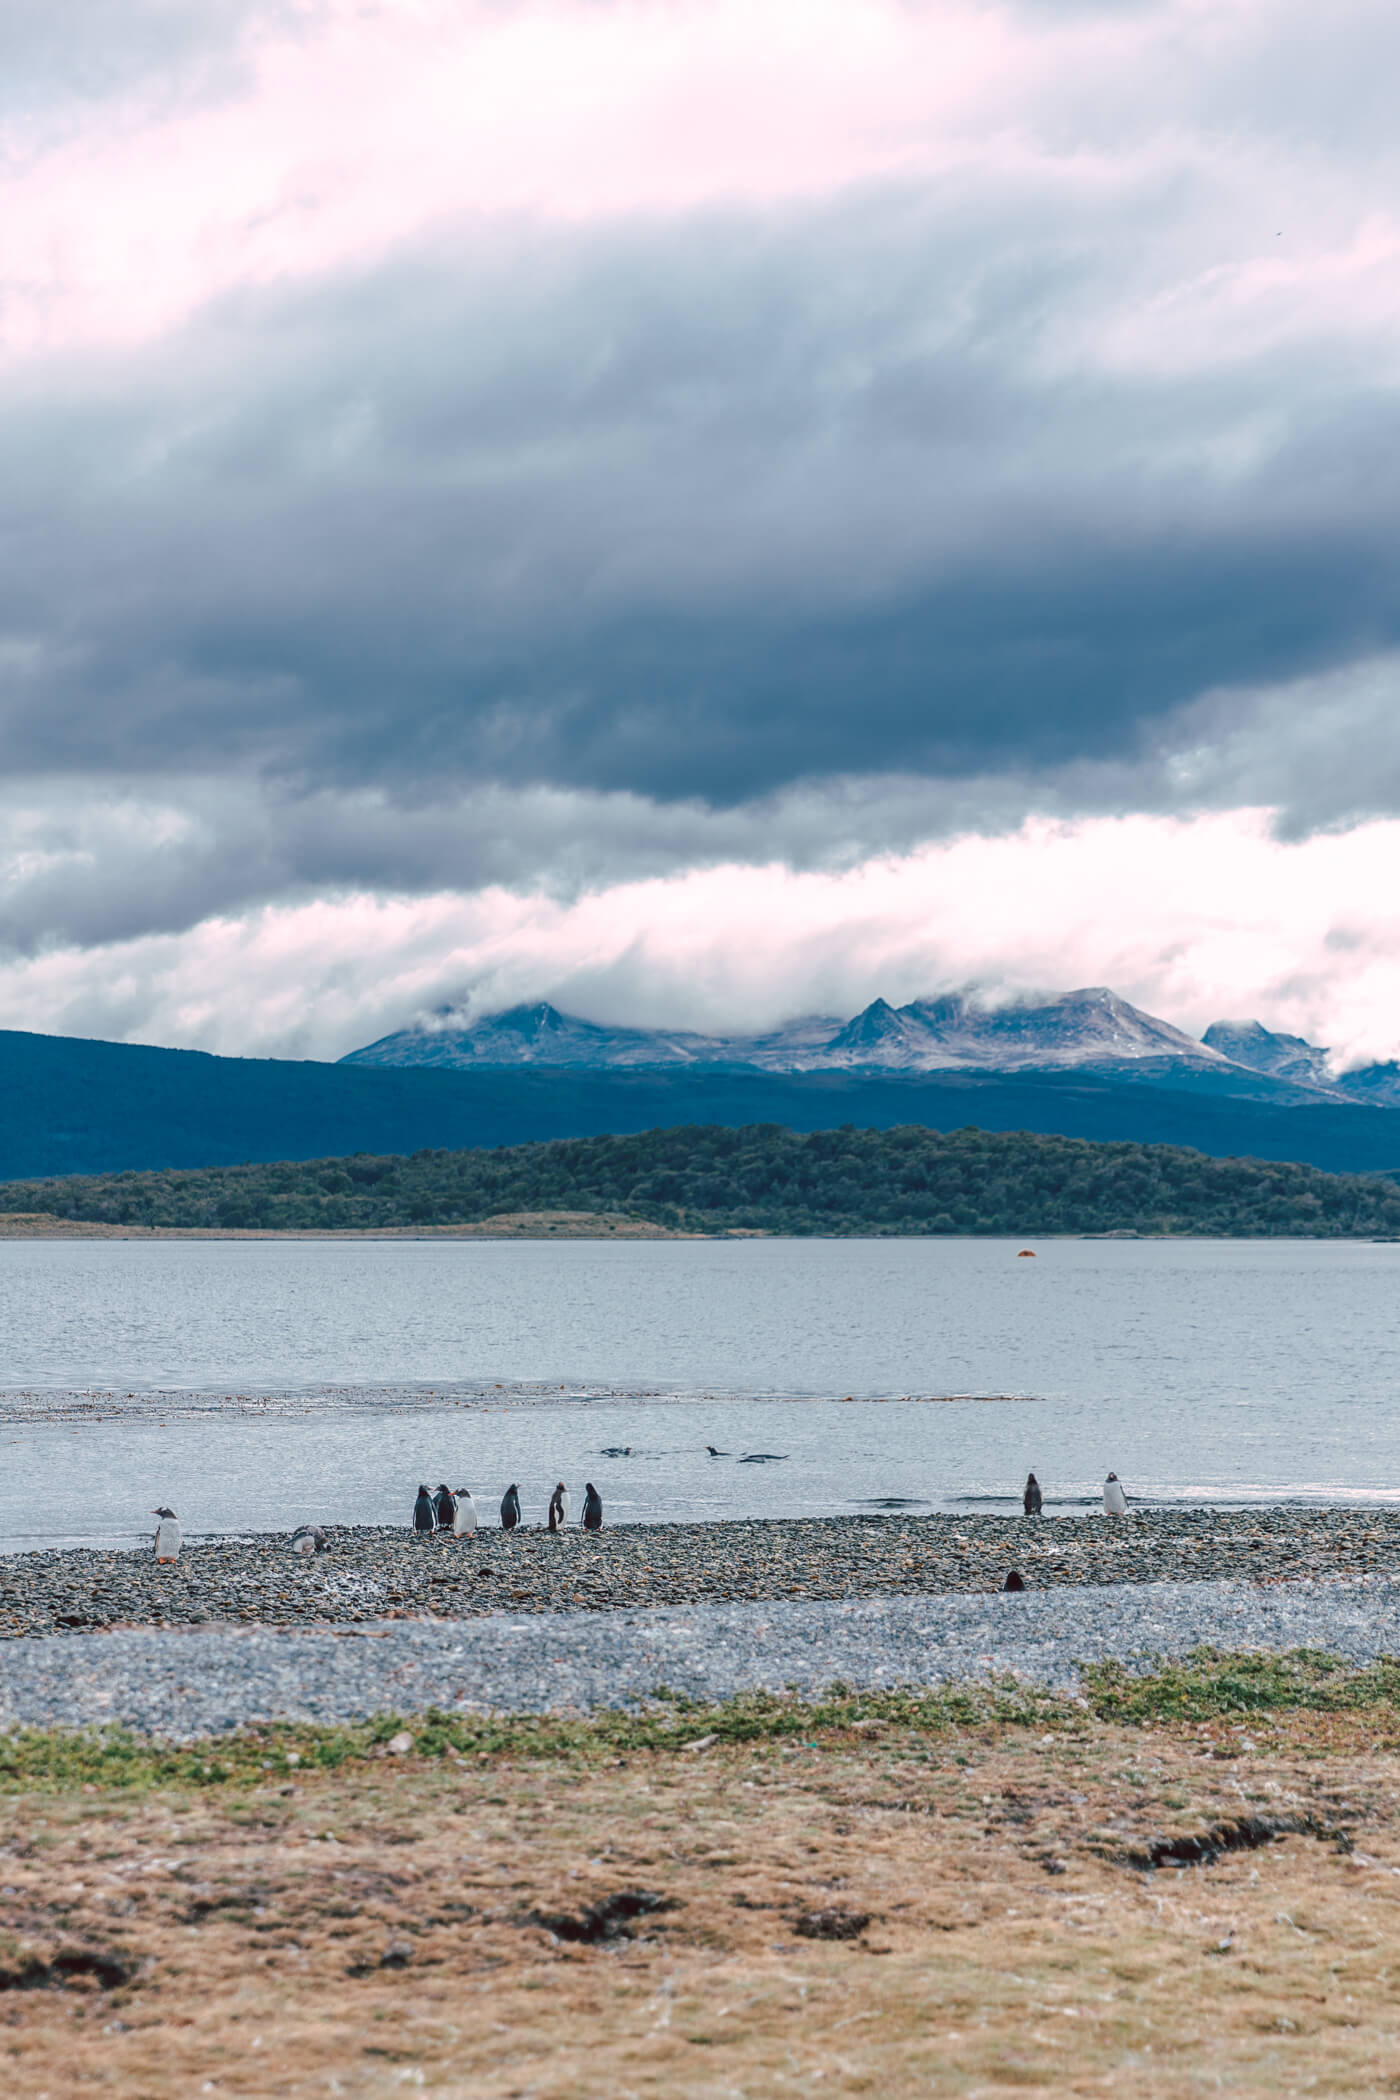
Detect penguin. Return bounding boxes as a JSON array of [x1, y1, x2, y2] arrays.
[[1023, 1472, 1043, 1516], [706, 1445, 728, 1458], [152, 1507, 182, 1563], [547, 1481, 569, 1532], [413, 1484, 436, 1533], [453, 1489, 478, 1536], [500, 1484, 522, 1531], [1103, 1472, 1128, 1517], [433, 1483, 457, 1530], [290, 1524, 328, 1556], [582, 1482, 603, 1532], [1003, 1569, 1027, 1592]]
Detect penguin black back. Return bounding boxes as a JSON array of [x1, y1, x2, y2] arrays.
[[582, 1482, 603, 1531], [433, 1483, 456, 1529], [1023, 1472, 1043, 1516], [412, 1484, 436, 1533], [501, 1483, 521, 1531]]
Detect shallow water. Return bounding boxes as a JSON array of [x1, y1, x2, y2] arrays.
[[2, 1235, 1399, 1546]]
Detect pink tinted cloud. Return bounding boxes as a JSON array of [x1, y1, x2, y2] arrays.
[[2, 0, 1393, 388], [0, 0, 1013, 354]]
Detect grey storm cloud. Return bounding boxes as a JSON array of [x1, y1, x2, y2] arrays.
[[3, 0, 1400, 971], [4, 187, 1400, 827]]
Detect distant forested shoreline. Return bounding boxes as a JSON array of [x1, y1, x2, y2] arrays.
[[1, 1122, 1398, 1238]]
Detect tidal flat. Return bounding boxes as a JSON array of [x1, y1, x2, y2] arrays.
[[3, 1656, 1400, 2097]]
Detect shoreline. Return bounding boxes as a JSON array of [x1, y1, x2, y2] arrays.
[[4, 1507, 1399, 1641], [0, 1209, 710, 1240], [0, 1213, 1396, 1241]]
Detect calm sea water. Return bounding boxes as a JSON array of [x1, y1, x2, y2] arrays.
[[2, 1236, 1398, 1547]]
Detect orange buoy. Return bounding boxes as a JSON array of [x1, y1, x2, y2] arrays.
[[1016, 1249, 1036, 1257]]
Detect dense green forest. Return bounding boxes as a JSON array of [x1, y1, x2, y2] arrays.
[[3, 1122, 1399, 1237]]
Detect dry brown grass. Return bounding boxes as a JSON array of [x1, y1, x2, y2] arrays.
[[5, 1708, 1400, 2096]]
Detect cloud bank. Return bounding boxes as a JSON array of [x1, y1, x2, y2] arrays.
[[6, 811, 1399, 1069]]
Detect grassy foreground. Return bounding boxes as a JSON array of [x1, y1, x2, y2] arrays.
[[5, 1651, 1400, 2095]]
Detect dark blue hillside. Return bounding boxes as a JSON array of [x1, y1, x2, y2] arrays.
[[2, 1026, 1400, 1180]]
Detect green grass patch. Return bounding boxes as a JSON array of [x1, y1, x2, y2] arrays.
[[1082, 1645, 1400, 1725], [0, 1680, 1061, 1795]]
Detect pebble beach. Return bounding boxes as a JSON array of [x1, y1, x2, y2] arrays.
[[2, 1506, 1398, 1642], [0, 1508, 1398, 1735], [1, 1573, 1398, 1740]]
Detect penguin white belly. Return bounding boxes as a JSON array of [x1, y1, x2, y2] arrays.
[[155, 1517, 182, 1561], [560, 1488, 571, 1526], [454, 1494, 478, 1535], [292, 1530, 316, 1555], [1103, 1478, 1128, 1516]]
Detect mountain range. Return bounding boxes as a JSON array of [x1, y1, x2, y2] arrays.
[[0, 988, 1391, 1188], [343, 987, 1400, 1108], [0, 1009, 1397, 1183]]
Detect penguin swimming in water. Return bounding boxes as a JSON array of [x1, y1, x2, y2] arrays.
[[290, 1524, 328, 1555], [547, 1481, 569, 1532], [1003, 1569, 1027, 1591], [706, 1445, 729, 1458], [582, 1482, 603, 1532], [453, 1489, 478, 1536], [413, 1484, 436, 1533], [1103, 1471, 1128, 1517], [433, 1484, 457, 1530], [500, 1484, 522, 1531], [152, 1507, 182, 1563], [1023, 1472, 1043, 1516]]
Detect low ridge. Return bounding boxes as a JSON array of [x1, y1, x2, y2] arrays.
[[4, 1123, 1399, 1238]]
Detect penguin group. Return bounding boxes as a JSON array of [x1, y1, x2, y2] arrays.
[[998, 1469, 1132, 1592], [408, 1479, 602, 1533], [1016, 1470, 1131, 1516], [410, 1484, 480, 1536]]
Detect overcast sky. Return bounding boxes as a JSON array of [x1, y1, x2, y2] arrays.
[[3, 0, 1400, 1062]]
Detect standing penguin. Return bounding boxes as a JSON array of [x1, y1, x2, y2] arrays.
[[453, 1489, 478, 1536], [152, 1507, 181, 1563], [1023, 1472, 1043, 1516], [500, 1484, 522, 1531], [547, 1481, 569, 1532], [1103, 1472, 1129, 1517], [433, 1483, 457, 1530], [413, 1484, 436, 1534], [582, 1482, 603, 1532]]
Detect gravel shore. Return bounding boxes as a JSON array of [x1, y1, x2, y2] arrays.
[[2, 1506, 1399, 1641], [1, 1575, 1398, 1738]]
